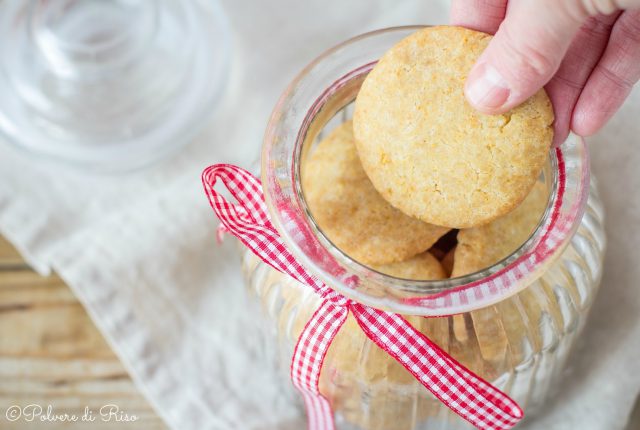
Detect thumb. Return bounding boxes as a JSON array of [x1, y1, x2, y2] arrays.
[[464, 0, 586, 114]]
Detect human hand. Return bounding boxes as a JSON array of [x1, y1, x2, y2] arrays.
[[451, 0, 640, 145]]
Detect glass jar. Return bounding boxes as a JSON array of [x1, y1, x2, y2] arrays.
[[0, 0, 230, 172], [242, 27, 605, 430]]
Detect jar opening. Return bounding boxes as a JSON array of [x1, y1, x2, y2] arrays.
[[262, 27, 590, 315]]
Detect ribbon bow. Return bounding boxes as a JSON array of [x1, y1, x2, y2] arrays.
[[202, 164, 523, 430]]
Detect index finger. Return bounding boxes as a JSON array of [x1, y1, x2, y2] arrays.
[[450, 0, 508, 34]]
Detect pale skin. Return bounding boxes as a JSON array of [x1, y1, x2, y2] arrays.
[[451, 0, 640, 145]]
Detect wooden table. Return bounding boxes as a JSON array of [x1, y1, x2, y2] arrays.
[[0, 237, 167, 429]]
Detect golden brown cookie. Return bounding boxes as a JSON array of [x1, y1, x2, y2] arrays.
[[353, 26, 554, 228], [452, 181, 548, 277], [303, 120, 449, 266], [441, 247, 455, 278], [373, 251, 446, 280]]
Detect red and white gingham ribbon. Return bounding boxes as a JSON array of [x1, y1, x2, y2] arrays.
[[202, 164, 524, 430]]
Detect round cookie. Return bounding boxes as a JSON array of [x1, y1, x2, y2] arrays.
[[353, 26, 554, 228], [303, 120, 449, 266], [452, 181, 548, 277], [373, 251, 446, 280]]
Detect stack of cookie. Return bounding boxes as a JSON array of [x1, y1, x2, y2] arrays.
[[304, 26, 553, 281]]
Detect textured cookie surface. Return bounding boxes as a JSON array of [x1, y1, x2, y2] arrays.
[[303, 121, 449, 266], [353, 26, 554, 228], [452, 181, 548, 277], [373, 251, 446, 280]]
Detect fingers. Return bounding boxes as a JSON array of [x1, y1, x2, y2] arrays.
[[572, 9, 640, 136], [450, 0, 508, 34], [464, 0, 587, 114], [545, 12, 621, 146], [579, 0, 640, 15]]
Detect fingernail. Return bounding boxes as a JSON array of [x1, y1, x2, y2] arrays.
[[465, 63, 510, 110]]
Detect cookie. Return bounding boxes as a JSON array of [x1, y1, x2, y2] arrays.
[[303, 120, 449, 265], [373, 251, 446, 280], [353, 26, 554, 228], [452, 181, 548, 277], [441, 247, 455, 278]]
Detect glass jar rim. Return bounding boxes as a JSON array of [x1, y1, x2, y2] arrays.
[[262, 26, 590, 316]]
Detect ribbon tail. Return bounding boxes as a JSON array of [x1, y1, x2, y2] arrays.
[[202, 164, 328, 294], [291, 299, 349, 430], [350, 303, 523, 430]]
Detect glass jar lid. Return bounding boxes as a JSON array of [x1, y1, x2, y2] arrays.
[[0, 0, 231, 172]]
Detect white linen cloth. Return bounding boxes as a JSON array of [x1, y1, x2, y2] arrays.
[[0, 1, 639, 429]]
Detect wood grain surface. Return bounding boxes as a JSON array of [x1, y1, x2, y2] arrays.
[[0, 237, 167, 429]]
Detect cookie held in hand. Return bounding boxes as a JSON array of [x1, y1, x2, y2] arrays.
[[353, 26, 554, 228]]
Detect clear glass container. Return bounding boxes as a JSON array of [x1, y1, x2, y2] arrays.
[[242, 27, 605, 429], [0, 0, 230, 172]]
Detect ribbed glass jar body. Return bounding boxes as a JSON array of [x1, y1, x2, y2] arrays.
[[242, 179, 604, 429]]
